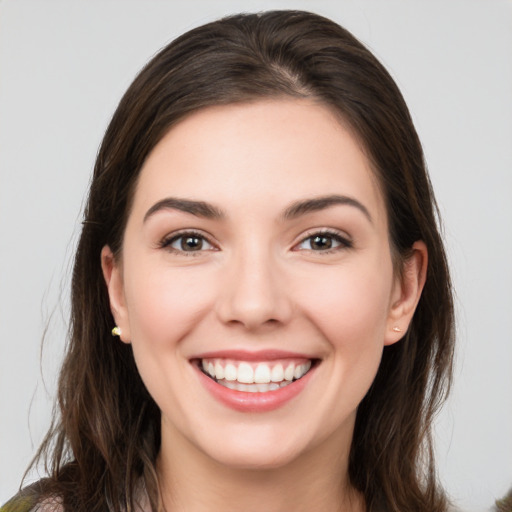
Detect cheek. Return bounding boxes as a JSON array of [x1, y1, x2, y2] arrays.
[[121, 264, 219, 421], [123, 263, 216, 349], [296, 260, 394, 349], [306, 262, 394, 408]]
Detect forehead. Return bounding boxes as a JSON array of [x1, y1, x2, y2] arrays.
[[134, 99, 386, 224]]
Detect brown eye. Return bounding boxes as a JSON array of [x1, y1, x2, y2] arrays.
[[180, 236, 204, 251], [163, 232, 215, 253], [296, 231, 352, 252], [310, 235, 333, 250]]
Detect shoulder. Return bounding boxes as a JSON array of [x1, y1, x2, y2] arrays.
[[1, 493, 36, 512], [0, 497, 34, 512], [1, 482, 62, 512], [495, 487, 512, 512], [1, 498, 63, 512]]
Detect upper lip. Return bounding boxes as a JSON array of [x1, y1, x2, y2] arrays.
[[192, 349, 316, 361]]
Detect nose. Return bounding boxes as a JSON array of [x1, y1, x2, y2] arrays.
[[215, 244, 293, 330]]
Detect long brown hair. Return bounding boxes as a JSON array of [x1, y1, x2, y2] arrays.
[[30, 10, 454, 512]]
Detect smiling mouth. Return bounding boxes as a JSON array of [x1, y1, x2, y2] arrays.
[[197, 358, 315, 393]]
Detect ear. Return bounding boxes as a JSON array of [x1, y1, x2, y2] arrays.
[[101, 245, 131, 343], [384, 240, 428, 346]]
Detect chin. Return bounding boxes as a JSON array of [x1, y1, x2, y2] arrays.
[[192, 420, 331, 472], [206, 444, 304, 471]]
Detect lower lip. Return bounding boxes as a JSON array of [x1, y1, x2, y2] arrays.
[[194, 363, 316, 413]]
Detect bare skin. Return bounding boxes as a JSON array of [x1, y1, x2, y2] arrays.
[[102, 99, 426, 512], [156, 403, 364, 512]]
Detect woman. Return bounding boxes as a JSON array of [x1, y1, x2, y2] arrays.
[[2, 10, 455, 512]]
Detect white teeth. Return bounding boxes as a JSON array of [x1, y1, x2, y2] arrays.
[[254, 363, 271, 384], [293, 364, 304, 380], [236, 382, 257, 392], [224, 363, 237, 381], [293, 361, 312, 379], [237, 362, 254, 384], [214, 361, 224, 380], [270, 364, 284, 382], [284, 364, 295, 381], [217, 381, 289, 392], [201, 358, 313, 388]]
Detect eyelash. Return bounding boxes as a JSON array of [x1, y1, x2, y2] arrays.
[[159, 230, 217, 256], [294, 229, 353, 254], [159, 229, 352, 256]]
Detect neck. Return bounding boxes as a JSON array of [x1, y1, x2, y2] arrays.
[[156, 423, 365, 512]]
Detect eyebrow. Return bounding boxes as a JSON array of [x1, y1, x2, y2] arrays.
[[144, 197, 225, 222], [143, 194, 372, 224], [282, 194, 372, 223]]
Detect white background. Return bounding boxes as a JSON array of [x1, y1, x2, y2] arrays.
[[1, 1, 511, 510]]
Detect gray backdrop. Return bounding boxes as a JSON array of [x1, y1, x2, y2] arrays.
[[1, 1, 511, 510]]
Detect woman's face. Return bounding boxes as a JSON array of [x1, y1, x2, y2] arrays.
[[103, 99, 425, 470]]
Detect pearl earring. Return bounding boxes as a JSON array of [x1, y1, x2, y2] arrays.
[[112, 326, 121, 337]]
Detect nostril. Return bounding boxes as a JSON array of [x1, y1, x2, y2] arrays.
[[225, 317, 282, 332]]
